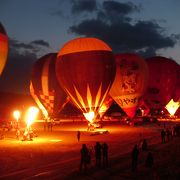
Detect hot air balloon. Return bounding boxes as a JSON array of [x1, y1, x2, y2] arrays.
[[0, 22, 8, 75], [30, 53, 69, 118], [110, 53, 148, 118], [144, 56, 179, 110], [56, 37, 116, 123]]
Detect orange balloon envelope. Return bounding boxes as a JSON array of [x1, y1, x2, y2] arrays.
[[0, 22, 8, 75], [56, 37, 116, 121], [30, 53, 69, 118], [110, 53, 148, 118]]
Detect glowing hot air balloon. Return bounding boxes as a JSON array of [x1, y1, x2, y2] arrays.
[[110, 53, 148, 118], [0, 22, 8, 75], [144, 56, 179, 109], [30, 53, 69, 118], [56, 37, 116, 123]]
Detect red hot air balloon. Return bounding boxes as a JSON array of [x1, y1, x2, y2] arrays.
[[0, 22, 8, 75], [56, 37, 116, 123], [110, 53, 148, 118], [144, 56, 179, 109], [30, 53, 69, 118]]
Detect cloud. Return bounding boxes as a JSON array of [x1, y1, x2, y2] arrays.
[[0, 48, 37, 94], [0, 38, 51, 93], [10, 39, 35, 51], [30, 40, 50, 48], [49, 0, 97, 18], [71, 0, 97, 14], [102, 1, 140, 15], [68, 0, 179, 57], [9, 38, 51, 56]]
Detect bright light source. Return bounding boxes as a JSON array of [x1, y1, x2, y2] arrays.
[[99, 104, 108, 118], [165, 99, 179, 116], [13, 110, 21, 121], [26, 106, 39, 128], [83, 111, 95, 123], [50, 139, 62, 142]]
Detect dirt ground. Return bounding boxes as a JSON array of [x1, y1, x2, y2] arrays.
[[0, 121, 180, 180]]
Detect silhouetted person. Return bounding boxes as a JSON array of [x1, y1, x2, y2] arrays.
[[102, 142, 108, 168], [47, 118, 53, 131], [16, 129, 20, 140], [161, 129, 166, 143], [80, 144, 89, 171], [77, 130, 81, 142], [94, 142, 102, 167], [166, 128, 170, 142], [173, 125, 177, 137], [142, 139, 148, 151], [44, 118, 48, 131], [163, 123, 166, 129], [28, 128, 34, 141], [145, 152, 154, 168], [88, 146, 93, 166], [131, 144, 139, 171], [22, 128, 29, 141]]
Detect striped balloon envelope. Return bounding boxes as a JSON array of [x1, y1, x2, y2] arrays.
[[0, 22, 8, 75], [30, 53, 69, 118], [56, 37, 116, 122]]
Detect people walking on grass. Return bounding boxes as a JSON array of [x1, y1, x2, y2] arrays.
[[102, 142, 108, 168], [94, 142, 102, 167], [161, 129, 166, 143], [77, 130, 81, 142], [80, 144, 89, 171], [131, 144, 139, 171]]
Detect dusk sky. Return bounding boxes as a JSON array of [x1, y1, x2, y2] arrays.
[[0, 0, 180, 94]]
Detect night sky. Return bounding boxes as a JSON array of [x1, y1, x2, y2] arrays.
[[0, 0, 180, 94]]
